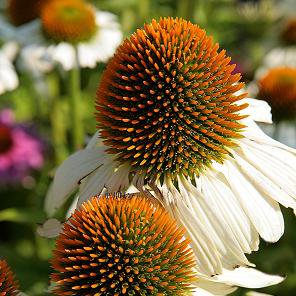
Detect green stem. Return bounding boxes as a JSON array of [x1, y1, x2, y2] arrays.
[[49, 73, 68, 165], [69, 48, 84, 150]]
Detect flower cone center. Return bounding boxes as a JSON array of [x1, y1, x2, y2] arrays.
[[41, 0, 97, 44], [96, 17, 247, 180]]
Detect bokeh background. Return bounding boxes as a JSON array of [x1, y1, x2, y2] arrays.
[[0, 0, 295, 295]]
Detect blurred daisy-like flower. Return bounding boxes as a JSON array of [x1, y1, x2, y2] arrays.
[[46, 18, 296, 276], [0, 109, 44, 185], [0, 259, 19, 295], [0, 41, 19, 95], [51, 194, 283, 295], [21, 0, 122, 72], [257, 67, 296, 122]]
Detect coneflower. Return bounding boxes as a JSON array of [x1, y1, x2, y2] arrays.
[[51, 194, 196, 295], [257, 67, 296, 122], [46, 17, 296, 276], [41, 0, 97, 44], [281, 18, 296, 45], [0, 259, 19, 296]]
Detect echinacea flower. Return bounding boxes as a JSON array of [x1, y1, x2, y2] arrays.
[[257, 67, 296, 122], [51, 194, 283, 296], [281, 18, 296, 45], [19, 0, 122, 72], [0, 109, 44, 185], [46, 17, 296, 276], [0, 259, 19, 295], [0, 41, 19, 95]]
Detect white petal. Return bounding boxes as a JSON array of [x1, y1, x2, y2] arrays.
[[234, 150, 296, 210], [37, 218, 62, 238], [200, 172, 259, 253], [179, 175, 253, 268], [159, 178, 223, 276], [240, 98, 272, 123], [77, 160, 130, 206], [193, 277, 237, 296], [45, 147, 106, 216], [246, 292, 274, 296], [221, 160, 284, 242], [214, 267, 284, 288]]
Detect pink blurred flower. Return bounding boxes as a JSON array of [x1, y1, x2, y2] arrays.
[[0, 108, 44, 185]]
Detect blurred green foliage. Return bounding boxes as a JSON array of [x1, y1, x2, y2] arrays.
[[0, 0, 295, 295]]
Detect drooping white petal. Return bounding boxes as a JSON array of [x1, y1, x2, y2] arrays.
[[45, 147, 107, 216], [193, 277, 237, 296], [219, 160, 284, 242], [178, 175, 253, 268], [77, 160, 130, 206], [214, 267, 284, 288], [158, 178, 223, 276], [240, 98, 272, 124], [37, 218, 62, 238], [240, 139, 296, 198], [200, 172, 259, 253], [233, 150, 296, 211]]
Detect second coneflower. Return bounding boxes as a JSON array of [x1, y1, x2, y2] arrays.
[[51, 194, 197, 295], [0, 259, 19, 296], [257, 67, 296, 122], [46, 17, 296, 276]]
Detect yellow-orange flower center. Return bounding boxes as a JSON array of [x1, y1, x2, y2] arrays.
[[41, 0, 97, 44], [96, 17, 247, 180], [51, 194, 196, 295], [0, 259, 19, 296], [258, 67, 296, 121], [7, 0, 45, 26]]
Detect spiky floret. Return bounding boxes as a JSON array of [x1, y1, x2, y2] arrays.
[[7, 0, 45, 26], [0, 124, 13, 154], [0, 259, 19, 295], [281, 18, 296, 45], [51, 194, 197, 295], [41, 0, 97, 44], [96, 17, 248, 180], [258, 67, 296, 122]]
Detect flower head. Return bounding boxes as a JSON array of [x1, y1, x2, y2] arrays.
[[51, 194, 196, 295], [7, 0, 45, 26], [41, 0, 97, 44], [257, 67, 296, 121], [0, 259, 19, 295], [281, 18, 296, 45], [96, 17, 248, 180], [0, 109, 44, 185]]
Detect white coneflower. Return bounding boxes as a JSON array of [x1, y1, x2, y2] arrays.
[[22, 0, 122, 71], [46, 17, 296, 276]]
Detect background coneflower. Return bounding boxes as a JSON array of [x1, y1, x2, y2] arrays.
[[0, 259, 19, 295], [7, 0, 46, 26], [257, 67, 296, 122], [281, 18, 296, 45], [51, 194, 196, 295], [96, 17, 248, 180], [41, 0, 97, 44]]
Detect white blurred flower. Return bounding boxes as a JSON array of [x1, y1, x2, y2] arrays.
[[20, 10, 122, 72], [0, 41, 19, 95]]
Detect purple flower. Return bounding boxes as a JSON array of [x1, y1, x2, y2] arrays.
[[0, 109, 44, 186]]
